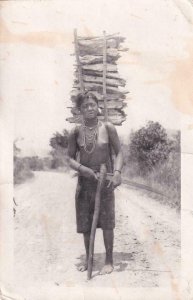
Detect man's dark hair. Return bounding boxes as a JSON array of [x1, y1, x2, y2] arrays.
[[75, 91, 98, 109]]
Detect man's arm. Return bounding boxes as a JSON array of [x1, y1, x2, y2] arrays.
[[68, 127, 97, 179], [106, 122, 123, 187], [68, 127, 81, 171]]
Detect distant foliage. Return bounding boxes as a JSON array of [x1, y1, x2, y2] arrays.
[[14, 140, 52, 184], [23, 156, 44, 171], [14, 129, 70, 184], [129, 121, 173, 174], [14, 140, 34, 184]]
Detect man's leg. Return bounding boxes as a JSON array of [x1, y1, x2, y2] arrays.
[[100, 229, 114, 275], [78, 231, 90, 272]]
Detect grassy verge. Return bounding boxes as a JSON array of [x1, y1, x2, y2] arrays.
[[14, 157, 34, 185], [122, 151, 180, 211]]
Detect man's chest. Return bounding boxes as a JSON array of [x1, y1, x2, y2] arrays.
[[76, 123, 109, 148]]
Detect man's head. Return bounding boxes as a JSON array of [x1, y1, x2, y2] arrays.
[[76, 91, 99, 120]]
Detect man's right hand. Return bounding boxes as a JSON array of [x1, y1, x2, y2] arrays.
[[79, 165, 98, 180]]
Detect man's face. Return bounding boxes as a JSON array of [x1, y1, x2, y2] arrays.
[[80, 97, 98, 120]]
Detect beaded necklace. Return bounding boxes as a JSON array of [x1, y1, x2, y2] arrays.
[[82, 120, 99, 154]]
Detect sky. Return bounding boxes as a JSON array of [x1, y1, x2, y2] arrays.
[[1, 0, 193, 156]]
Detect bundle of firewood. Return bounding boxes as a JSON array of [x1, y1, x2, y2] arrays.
[[66, 30, 128, 125]]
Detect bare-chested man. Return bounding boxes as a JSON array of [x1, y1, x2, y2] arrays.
[[68, 91, 123, 275]]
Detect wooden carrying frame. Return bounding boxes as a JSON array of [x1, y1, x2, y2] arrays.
[[66, 29, 128, 126]]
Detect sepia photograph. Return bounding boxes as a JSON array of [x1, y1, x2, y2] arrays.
[[0, 1, 193, 300]]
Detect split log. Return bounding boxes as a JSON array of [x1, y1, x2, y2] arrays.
[[80, 69, 123, 80], [98, 100, 126, 109], [79, 47, 119, 57], [79, 55, 119, 65], [66, 115, 82, 123], [78, 37, 124, 49], [107, 115, 126, 125], [100, 108, 126, 117], [71, 90, 126, 102], [78, 34, 125, 42], [74, 75, 126, 87], [73, 82, 129, 95], [82, 63, 117, 73], [70, 89, 127, 101], [70, 107, 80, 115]]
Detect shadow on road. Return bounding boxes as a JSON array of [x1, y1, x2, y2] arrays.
[[76, 252, 134, 275]]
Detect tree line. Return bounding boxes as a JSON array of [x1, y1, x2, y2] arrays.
[[14, 121, 180, 209]]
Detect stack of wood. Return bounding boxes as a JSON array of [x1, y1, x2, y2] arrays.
[[66, 30, 128, 125]]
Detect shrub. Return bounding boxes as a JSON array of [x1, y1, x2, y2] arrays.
[[122, 124, 180, 210], [129, 121, 173, 174]]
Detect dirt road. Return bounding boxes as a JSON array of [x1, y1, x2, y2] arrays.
[[14, 171, 180, 290]]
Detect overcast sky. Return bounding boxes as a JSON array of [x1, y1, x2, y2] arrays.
[[1, 0, 193, 156]]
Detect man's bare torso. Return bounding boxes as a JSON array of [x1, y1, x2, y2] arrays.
[[75, 121, 111, 168]]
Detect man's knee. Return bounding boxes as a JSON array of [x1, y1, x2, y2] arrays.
[[83, 231, 90, 239], [103, 229, 114, 236]]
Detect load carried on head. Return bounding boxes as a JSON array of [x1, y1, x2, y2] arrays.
[[66, 30, 128, 126]]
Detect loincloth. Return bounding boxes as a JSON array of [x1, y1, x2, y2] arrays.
[[75, 175, 115, 233]]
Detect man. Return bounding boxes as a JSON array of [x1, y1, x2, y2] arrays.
[[68, 91, 123, 274]]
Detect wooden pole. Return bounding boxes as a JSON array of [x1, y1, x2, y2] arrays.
[[103, 31, 108, 122], [87, 164, 107, 280], [74, 29, 84, 92]]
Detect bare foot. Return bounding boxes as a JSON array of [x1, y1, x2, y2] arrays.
[[78, 263, 87, 272], [99, 264, 114, 275]]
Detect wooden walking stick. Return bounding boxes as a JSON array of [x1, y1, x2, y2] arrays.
[[87, 31, 108, 280], [87, 164, 107, 280]]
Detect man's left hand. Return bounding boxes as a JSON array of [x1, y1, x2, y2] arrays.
[[107, 171, 122, 189]]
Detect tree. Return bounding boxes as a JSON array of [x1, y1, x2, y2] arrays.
[[129, 121, 173, 173]]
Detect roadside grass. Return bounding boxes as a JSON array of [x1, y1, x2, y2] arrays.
[[14, 157, 34, 185], [122, 151, 181, 211]]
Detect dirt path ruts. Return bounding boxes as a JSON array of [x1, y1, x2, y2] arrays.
[[14, 171, 180, 290]]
